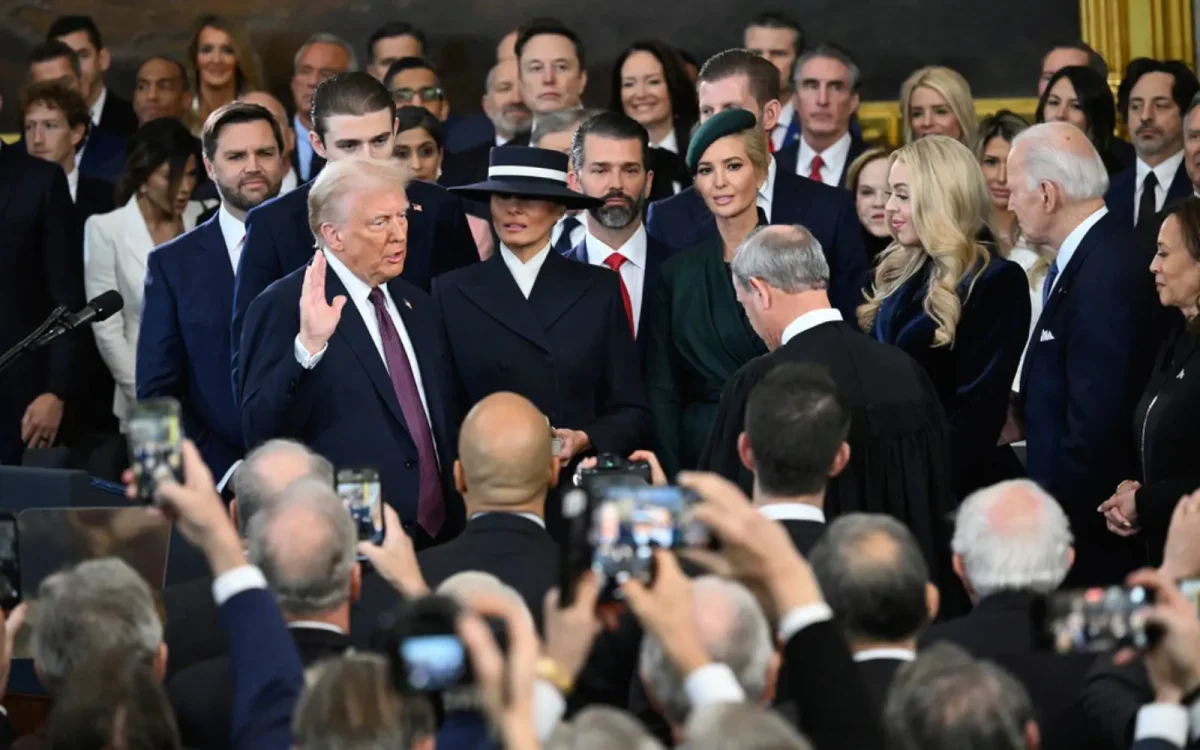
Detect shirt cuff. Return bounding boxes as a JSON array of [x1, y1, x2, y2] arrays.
[[684, 663, 746, 708], [216, 459, 242, 494], [778, 603, 834, 643], [293, 336, 327, 369], [212, 565, 268, 606], [533, 678, 566, 741], [1135, 703, 1188, 747]]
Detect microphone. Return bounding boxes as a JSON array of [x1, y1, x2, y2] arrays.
[[33, 291, 124, 347]]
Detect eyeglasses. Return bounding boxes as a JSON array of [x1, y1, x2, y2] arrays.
[[392, 86, 444, 104]]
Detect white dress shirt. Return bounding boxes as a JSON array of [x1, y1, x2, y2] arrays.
[[1048, 206, 1108, 297], [217, 204, 246, 271], [780, 308, 843, 346], [757, 156, 778, 223], [496, 133, 511, 147], [550, 213, 587, 252], [652, 129, 679, 154], [279, 167, 299, 195], [294, 249, 437, 442], [584, 224, 648, 335], [500, 242, 552, 299], [797, 132, 852, 185], [853, 647, 917, 663], [771, 100, 796, 152], [758, 502, 826, 524], [469, 511, 546, 528], [1134, 149, 1185, 224], [294, 114, 316, 181], [66, 168, 79, 202], [90, 87, 107, 127], [288, 621, 347, 635]]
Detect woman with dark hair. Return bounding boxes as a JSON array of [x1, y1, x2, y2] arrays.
[[1036, 65, 1129, 175], [185, 15, 262, 135], [1099, 198, 1200, 563], [393, 106, 494, 259], [609, 40, 697, 200], [84, 118, 202, 427]]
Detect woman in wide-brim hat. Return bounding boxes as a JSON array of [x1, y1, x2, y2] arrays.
[[435, 146, 652, 535]]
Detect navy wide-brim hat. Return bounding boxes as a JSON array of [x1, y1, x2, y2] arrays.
[[449, 146, 603, 210], [686, 108, 759, 174]]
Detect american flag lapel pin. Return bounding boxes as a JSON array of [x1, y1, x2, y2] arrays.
[[412, 203, 423, 212]]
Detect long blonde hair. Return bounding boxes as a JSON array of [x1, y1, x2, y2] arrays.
[[900, 66, 976, 146], [857, 135, 993, 347]]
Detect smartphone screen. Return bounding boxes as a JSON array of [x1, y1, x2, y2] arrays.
[[398, 634, 468, 692], [0, 515, 19, 610], [127, 398, 184, 504], [1039, 585, 1154, 654], [336, 468, 384, 554], [588, 485, 707, 600]]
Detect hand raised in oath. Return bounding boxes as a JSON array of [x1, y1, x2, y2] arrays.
[[298, 251, 347, 357]]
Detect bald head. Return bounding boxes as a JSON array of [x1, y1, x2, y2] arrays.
[[952, 480, 1074, 598], [232, 439, 333, 534], [457, 392, 554, 510]]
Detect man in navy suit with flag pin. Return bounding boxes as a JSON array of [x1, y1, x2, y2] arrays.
[[238, 158, 462, 546]]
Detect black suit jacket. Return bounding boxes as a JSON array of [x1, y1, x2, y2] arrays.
[[645, 146, 691, 203], [920, 591, 1097, 750], [74, 175, 115, 223], [644, 164, 869, 321], [231, 178, 478, 393], [0, 146, 86, 464], [98, 90, 138, 138], [855, 656, 910, 712], [432, 250, 652, 457], [418, 513, 559, 631], [163, 575, 225, 680], [68, 175, 118, 435], [780, 518, 825, 557], [169, 625, 349, 750], [1019, 211, 1167, 585], [239, 264, 463, 534], [440, 141, 492, 188], [78, 126, 126, 184], [775, 133, 870, 188], [1104, 160, 1192, 230]]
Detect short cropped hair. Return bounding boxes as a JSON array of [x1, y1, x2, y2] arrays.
[[311, 71, 394, 139], [531, 107, 595, 147], [744, 11, 806, 56], [201, 101, 285, 162], [570, 110, 649, 171], [47, 15, 104, 50], [1117, 57, 1200, 124], [1010, 122, 1110, 201], [794, 43, 861, 93], [232, 439, 334, 535], [383, 55, 440, 84], [1044, 40, 1108, 80], [295, 32, 359, 74], [28, 39, 81, 79], [367, 21, 427, 63], [731, 223, 829, 292], [515, 18, 586, 69], [698, 49, 782, 108]]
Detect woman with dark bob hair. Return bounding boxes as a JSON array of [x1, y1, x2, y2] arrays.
[[609, 39, 697, 199], [1036, 65, 1130, 175], [84, 118, 203, 428], [1099, 197, 1200, 563]]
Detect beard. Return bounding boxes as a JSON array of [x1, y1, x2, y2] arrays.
[[217, 173, 280, 214], [589, 190, 645, 230]]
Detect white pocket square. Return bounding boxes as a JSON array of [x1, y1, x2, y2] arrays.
[[1039, 329, 1055, 342]]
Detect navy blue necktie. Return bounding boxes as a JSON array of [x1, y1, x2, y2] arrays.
[[1042, 260, 1060, 307], [553, 215, 581, 256]]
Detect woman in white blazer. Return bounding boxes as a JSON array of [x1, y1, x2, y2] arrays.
[[84, 118, 203, 427]]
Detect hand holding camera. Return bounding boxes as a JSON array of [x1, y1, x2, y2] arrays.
[[356, 503, 427, 598], [1127, 568, 1200, 704]]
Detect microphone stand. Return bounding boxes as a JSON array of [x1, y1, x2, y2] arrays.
[[0, 306, 69, 376]]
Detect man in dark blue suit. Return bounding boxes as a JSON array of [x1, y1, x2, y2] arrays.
[[1009, 123, 1166, 585], [232, 72, 477, 394], [239, 158, 462, 546], [1105, 59, 1199, 231], [646, 50, 868, 321], [561, 111, 678, 360], [774, 44, 869, 189], [138, 102, 288, 485]]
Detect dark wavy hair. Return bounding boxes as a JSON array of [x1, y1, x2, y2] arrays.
[[609, 40, 699, 150], [395, 105, 443, 150], [1036, 65, 1121, 174], [1163, 197, 1200, 333], [115, 117, 200, 206]]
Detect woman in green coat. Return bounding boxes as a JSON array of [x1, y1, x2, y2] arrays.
[[645, 109, 770, 476]]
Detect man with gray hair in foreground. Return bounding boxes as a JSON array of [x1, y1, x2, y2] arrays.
[[701, 223, 954, 577], [238, 156, 462, 550], [921, 479, 1090, 749], [168, 477, 358, 748], [638, 575, 776, 742], [1007, 121, 1167, 586]]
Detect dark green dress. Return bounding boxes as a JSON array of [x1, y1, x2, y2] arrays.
[[645, 233, 767, 476]]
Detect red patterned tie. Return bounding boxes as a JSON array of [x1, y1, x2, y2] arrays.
[[808, 154, 825, 183], [367, 288, 445, 537], [603, 253, 635, 336]]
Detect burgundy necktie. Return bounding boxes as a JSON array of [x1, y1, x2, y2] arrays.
[[603, 253, 635, 336], [368, 288, 444, 537], [808, 154, 825, 183]]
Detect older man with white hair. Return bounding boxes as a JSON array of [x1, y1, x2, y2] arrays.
[[1007, 121, 1168, 586], [921, 479, 1092, 750], [238, 157, 462, 549]]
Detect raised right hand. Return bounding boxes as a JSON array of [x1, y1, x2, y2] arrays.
[[299, 251, 347, 356]]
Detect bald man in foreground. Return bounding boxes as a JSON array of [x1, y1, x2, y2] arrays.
[[416, 392, 561, 630]]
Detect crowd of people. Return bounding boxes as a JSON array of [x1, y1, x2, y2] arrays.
[[2, 7, 1200, 750]]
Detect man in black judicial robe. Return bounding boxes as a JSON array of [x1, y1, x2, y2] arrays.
[[699, 225, 954, 577]]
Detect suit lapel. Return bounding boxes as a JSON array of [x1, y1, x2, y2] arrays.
[[459, 253, 553, 354], [529, 250, 595, 330], [326, 270, 410, 431], [387, 278, 449, 449], [119, 197, 154, 280]]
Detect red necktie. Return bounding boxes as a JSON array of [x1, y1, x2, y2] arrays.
[[367, 288, 445, 537], [603, 253, 636, 336], [808, 154, 825, 183]]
